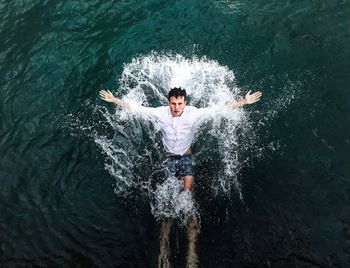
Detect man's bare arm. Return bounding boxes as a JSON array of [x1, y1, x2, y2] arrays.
[[225, 90, 262, 109], [99, 90, 130, 109]]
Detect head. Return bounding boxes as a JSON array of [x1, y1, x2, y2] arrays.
[[167, 87, 187, 117]]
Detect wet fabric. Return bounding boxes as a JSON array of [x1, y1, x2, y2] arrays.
[[128, 103, 219, 155], [164, 155, 193, 177]]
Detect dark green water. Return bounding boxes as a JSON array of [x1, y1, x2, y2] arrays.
[[1, 0, 350, 267]]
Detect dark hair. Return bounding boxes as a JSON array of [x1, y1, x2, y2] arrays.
[[168, 87, 187, 101]]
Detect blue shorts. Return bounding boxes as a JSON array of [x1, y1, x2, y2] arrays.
[[164, 155, 193, 177]]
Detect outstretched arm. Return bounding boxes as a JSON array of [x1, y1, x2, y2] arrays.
[[99, 90, 130, 109], [225, 90, 262, 109]]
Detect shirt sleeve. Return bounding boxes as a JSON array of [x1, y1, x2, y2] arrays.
[[193, 106, 221, 121], [127, 101, 161, 121]]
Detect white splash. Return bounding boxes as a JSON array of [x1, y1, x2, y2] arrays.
[[95, 53, 254, 221], [151, 176, 199, 226]]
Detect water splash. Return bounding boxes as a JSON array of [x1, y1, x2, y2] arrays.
[[65, 52, 301, 224], [63, 53, 288, 224], [150, 176, 199, 225], [84, 53, 268, 222]]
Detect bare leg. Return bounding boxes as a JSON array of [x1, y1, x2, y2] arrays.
[[158, 219, 173, 268], [182, 175, 199, 267], [182, 175, 193, 191], [186, 217, 199, 268]]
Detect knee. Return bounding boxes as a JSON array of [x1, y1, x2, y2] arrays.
[[182, 176, 193, 191], [183, 184, 192, 191]]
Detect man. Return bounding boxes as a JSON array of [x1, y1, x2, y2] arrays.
[[99, 87, 262, 191]]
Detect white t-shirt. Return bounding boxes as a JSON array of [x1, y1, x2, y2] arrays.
[[128, 103, 218, 155]]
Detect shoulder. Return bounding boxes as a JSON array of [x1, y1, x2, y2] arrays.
[[128, 103, 166, 118], [155, 106, 168, 114], [149, 106, 169, 118], [183, 106, 201, 119], [158, 106, 169, 111]]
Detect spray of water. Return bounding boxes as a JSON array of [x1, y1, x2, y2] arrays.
[[63, 51, 302, 268], [151, 176, 199, 223], [65, 51, 301, 226], [92, 53, 256, 223]]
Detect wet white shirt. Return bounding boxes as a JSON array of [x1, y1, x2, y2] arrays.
[[128, 103, 217, 155]]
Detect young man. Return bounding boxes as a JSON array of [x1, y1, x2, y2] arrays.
[[99, 87, 262, 191]]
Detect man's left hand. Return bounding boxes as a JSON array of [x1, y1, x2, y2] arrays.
[[244, 90, 262, 104]]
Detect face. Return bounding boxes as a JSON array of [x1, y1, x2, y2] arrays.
[[168, 96, 186, 117]]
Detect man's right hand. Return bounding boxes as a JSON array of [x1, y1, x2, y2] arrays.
[[99, 90, 130, 109], [99, 90, 116, 103]]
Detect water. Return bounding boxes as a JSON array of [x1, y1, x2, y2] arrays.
[[1, 0, 350, 267]]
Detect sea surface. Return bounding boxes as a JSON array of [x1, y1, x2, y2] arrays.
[[1, 0, 350, 267]]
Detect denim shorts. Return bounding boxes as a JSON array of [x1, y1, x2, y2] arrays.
[[164, 155, 193, 177]]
